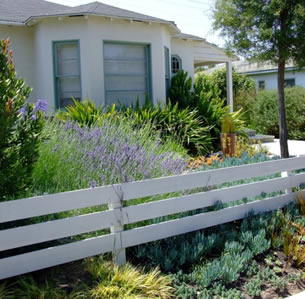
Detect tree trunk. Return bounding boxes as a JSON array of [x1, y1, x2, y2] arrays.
[[277, 60, 289, 158]]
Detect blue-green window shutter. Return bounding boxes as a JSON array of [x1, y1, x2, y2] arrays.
[[164, 47, 170, 101]]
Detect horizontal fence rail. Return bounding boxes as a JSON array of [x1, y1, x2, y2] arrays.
[[0, 157, 305, 280]]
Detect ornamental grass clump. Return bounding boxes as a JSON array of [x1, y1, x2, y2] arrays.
[[32, 118, 188, 194], [86, 258, 174, 299], [0, 39, 46, 200]]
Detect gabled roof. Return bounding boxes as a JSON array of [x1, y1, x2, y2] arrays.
[[0, 0, 177, 29], [0, 0, 69, 24]]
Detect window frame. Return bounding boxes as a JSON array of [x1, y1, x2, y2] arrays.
[[103, 40, 152, 106], [171, 54, 182, 75], [52, 40, 82, 109]]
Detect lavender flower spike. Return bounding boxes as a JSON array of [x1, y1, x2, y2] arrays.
[[34, 99, 48, 113], [19, 105, 26, 116]]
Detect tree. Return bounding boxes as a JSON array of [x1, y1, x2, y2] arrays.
[[213, 0, 305, 158], [0, 39, 46, 200]]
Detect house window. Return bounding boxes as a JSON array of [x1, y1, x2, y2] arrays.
[[258, 80, 265, 90], [284, 78, 295, 87], [164, 47, 170, 100], [171, 55, 182, 74], [53, 41, 81, 108], [103, 42, 151, 106]]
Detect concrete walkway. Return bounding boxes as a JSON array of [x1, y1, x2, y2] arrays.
[[262, 139, 305, 157], [286, 291, 305, 298]]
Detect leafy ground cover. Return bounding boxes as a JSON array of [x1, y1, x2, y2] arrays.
[[1, 202, 305, 298]]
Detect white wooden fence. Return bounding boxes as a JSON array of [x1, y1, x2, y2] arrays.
[[1, 157, 305, 280]]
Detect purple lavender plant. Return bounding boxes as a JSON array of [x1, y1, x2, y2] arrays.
[[37, 119, 188, 192]]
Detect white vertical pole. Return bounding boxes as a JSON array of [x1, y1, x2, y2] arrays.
[[226, 61, 234, 112], [281, 171, 293, 194], [108, 197, 126, 266]]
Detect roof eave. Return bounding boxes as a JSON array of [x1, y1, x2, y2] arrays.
[[24, 13, 180, 33], [173, 36, 204, 42], [0, 20, 25, 26], [240, 66, 300, 75]]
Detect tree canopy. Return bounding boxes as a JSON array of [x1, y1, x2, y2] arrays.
[[213, 0, 305, 157], [213, 0, 305, 66]]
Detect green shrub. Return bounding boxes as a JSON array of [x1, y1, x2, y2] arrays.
[[195, 69, 256, 124], [0, 39, 46, 200], [169, 70, 246, 150], [251, 87, 305, 140], [57, 97, 212, 156], [169, 70, 193, 107], [196, 68, 256, 107], [57, 98, 103, 127], [121, 100, 213, 155]]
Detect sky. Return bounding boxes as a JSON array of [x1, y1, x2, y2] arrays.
[[48, 0, 223, 46]]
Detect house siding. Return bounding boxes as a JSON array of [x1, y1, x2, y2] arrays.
[[171, 38, 195, 82], [0, 25, 36, 102], [249, 70, 305, 90]]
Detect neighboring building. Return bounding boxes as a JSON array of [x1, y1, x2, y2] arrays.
[[205, 60, 305, 90], [0, 0, 233, 111]]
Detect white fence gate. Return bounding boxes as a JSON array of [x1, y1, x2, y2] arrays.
[[1, 157, 305, 280]]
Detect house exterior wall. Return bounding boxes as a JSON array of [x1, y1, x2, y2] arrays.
[[87, 16, 171, 105], [0, 25, 36, 102], [171, 38, 195, 81], [0, 16, 173, 111], [33, 17, 90, 110], [248, 70, 305, 90], [171, 38, 230, 84]]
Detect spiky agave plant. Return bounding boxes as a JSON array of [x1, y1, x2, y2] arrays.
[[57, 98, 103, 127]]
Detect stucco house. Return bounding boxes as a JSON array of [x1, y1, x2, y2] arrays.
[[233, 61, 305, 90], [0, 0, 233, 111], [206, 60, 305, 91]]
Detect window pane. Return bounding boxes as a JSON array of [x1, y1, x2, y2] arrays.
[[56, 43, 79, 60], [104, 43, 146, 60], [171, 56, 181, 74], [105, 75, 147, 91], [104, 60, 146, 75], [104, 43, 150, 106], [258, 81, 265, 90], [58, 77, 81, 107], [57, 59, 80, 77], [284, 79, 295, 87]]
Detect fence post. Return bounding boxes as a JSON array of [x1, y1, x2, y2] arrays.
[[281, 170, 292, 194], [108, 194, 126, 266]]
